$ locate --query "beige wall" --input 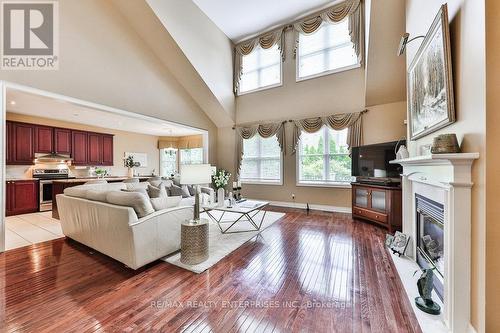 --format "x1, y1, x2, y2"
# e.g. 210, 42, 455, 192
486, 0, 500, 331
0, 0, 218, 166
146, 0, 235, 121
405, 1, 486, 331
6, 113, 160, 177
